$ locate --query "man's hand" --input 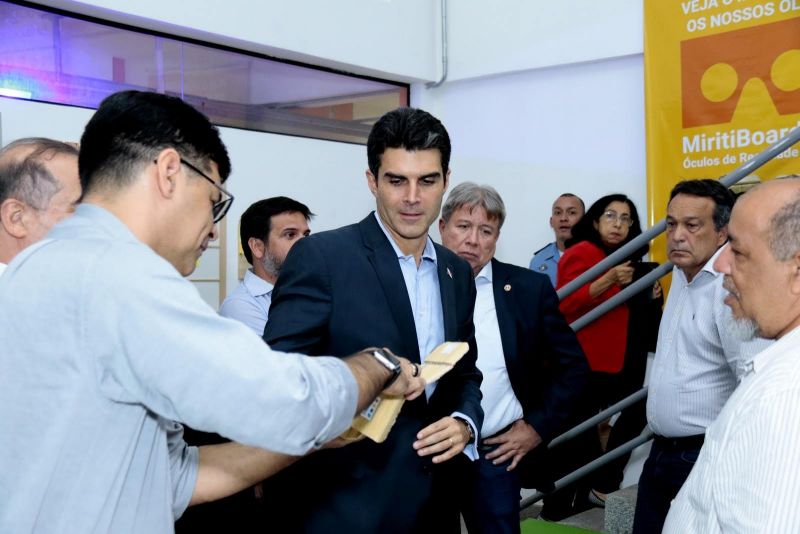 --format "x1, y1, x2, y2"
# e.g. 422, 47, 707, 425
484, 419, 542, 471
413, 416, 469, 464
383, 355, 426, 400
